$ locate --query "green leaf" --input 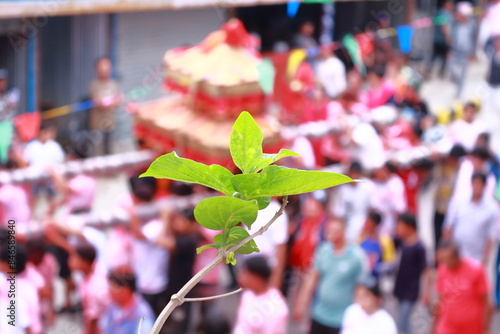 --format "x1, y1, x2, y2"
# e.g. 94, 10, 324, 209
214, 226, 260, 255
253, 149, 300, 172
194, 197, 258, 230
140, 152, 235, 196
255, 196, 271, 210
230, 112, 264, 174
196, 244, 218, 254
232, 165, 354, 199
